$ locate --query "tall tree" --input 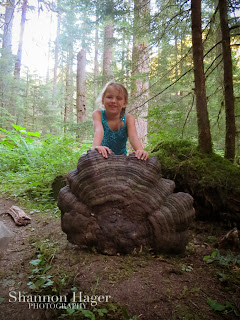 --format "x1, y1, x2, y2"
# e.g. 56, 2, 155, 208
14, 0, 27, 81
94, 18, 99, 102
46, 11, 53, 85
52, 0, 61, 109
2, 0, 15, 61
76, 49, 86, 123
102, 1, 115, 85
102, 24, 114, 85
219, 0, 236, 161
0, 0, 15, 122
191, 0, 212, 153
64, 43, 74, 130
131, 0, 150, 146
